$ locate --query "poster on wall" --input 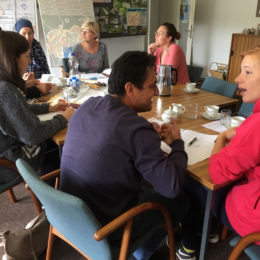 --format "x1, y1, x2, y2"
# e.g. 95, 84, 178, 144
94, 0, 147, 38
0, 0, 36, 34
38, 0, 95, 67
